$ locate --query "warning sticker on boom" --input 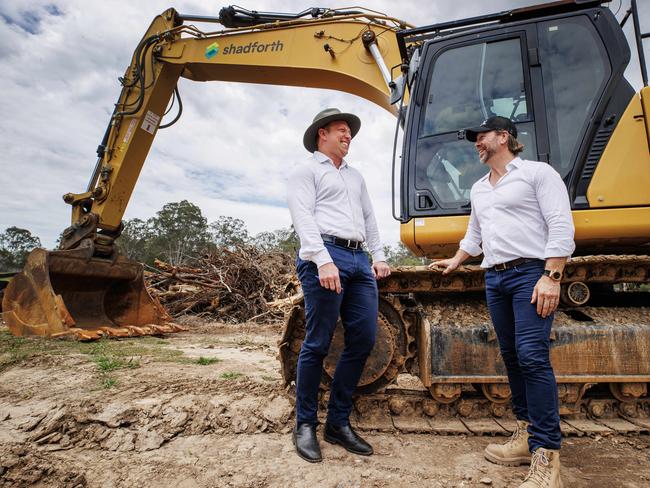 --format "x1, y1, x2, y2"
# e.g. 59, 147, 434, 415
141, 111, 160, 134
